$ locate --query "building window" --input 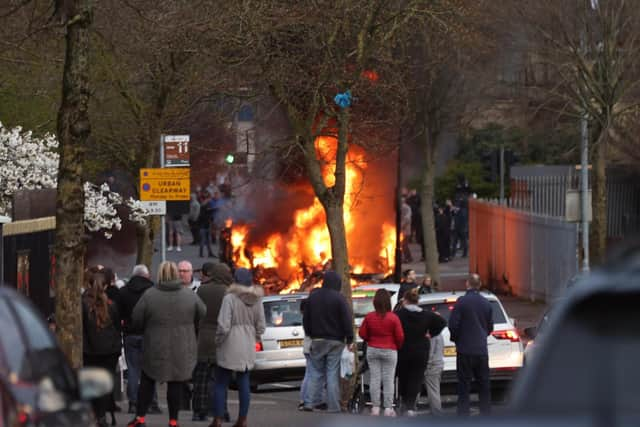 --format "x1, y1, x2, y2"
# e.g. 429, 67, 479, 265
238, 105, 254, 122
